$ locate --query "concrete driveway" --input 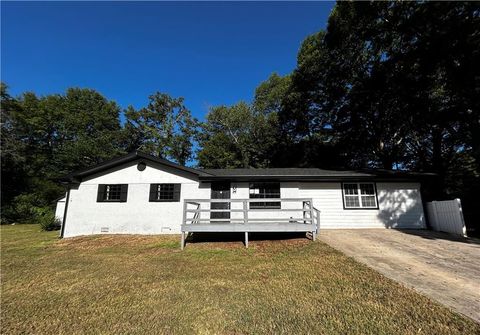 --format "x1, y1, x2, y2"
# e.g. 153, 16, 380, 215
319, 229, 480, 323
